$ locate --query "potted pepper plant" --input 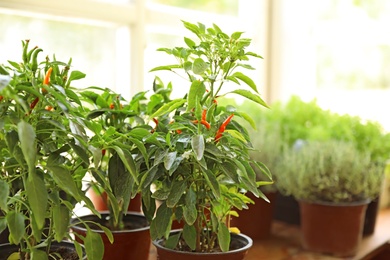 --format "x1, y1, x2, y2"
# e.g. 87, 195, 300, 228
276, 140, 384, 257
139, 21, 273, 260
71, 87, 151, 260
0, 41, 104, 259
